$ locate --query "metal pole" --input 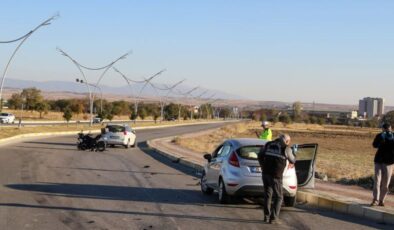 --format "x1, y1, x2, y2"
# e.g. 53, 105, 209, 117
58, 48, 129, 126
0, 14, 58, 111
